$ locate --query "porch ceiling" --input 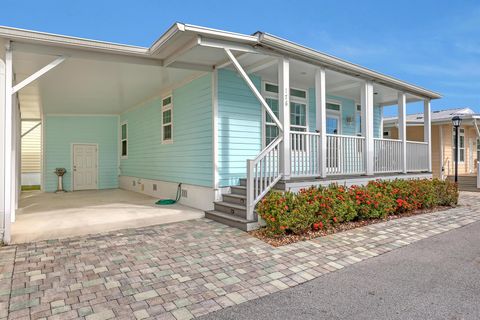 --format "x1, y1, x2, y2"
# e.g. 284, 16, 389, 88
238, 55, 422, 105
